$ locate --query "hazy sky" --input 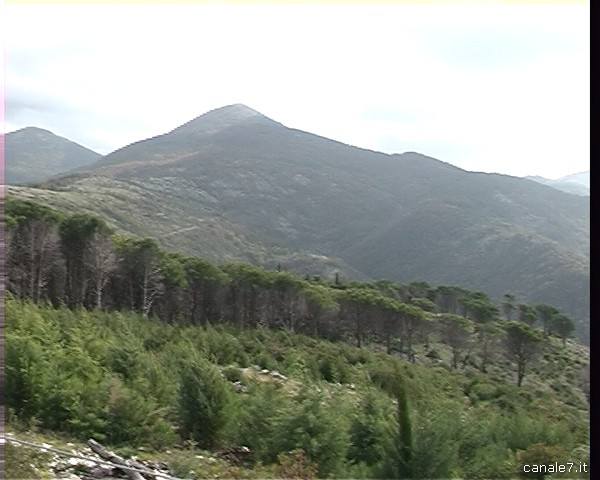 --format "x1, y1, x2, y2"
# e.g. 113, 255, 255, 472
3, 2, 589, 179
